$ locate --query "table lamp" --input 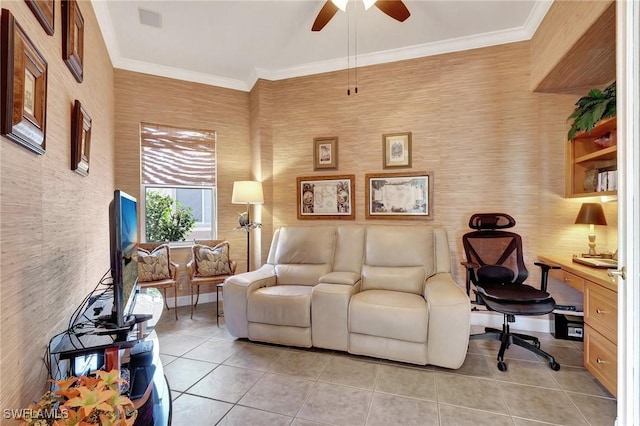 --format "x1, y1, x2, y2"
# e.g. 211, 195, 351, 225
574, 202, 607, 257
232, 181, 264, 271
